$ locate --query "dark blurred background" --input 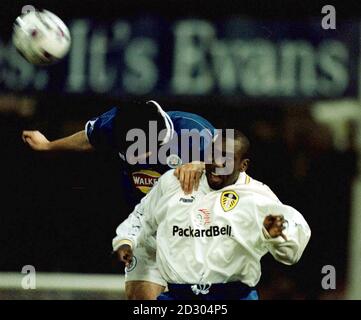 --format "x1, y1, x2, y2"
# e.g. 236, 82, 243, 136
0, 0, 360, 299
